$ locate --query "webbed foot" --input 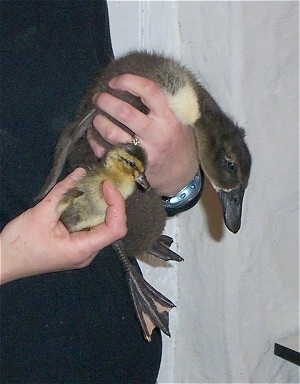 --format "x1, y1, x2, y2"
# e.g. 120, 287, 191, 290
127, 264, 175, 341
114, 241, 175, 341
148, 235, 183, 262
